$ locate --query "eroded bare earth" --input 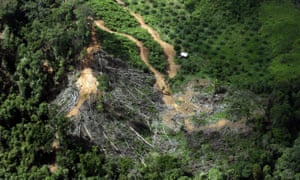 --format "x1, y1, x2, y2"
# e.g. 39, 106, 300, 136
162, 80, 251, 133
67, 68, 98, 117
